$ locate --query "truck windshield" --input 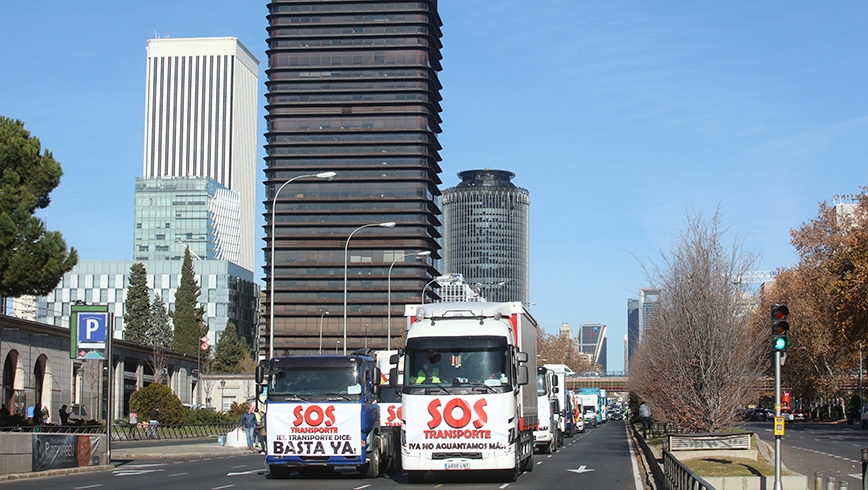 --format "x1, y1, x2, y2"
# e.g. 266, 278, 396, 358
405, 348, 510, 393
269, 366, 362, 400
